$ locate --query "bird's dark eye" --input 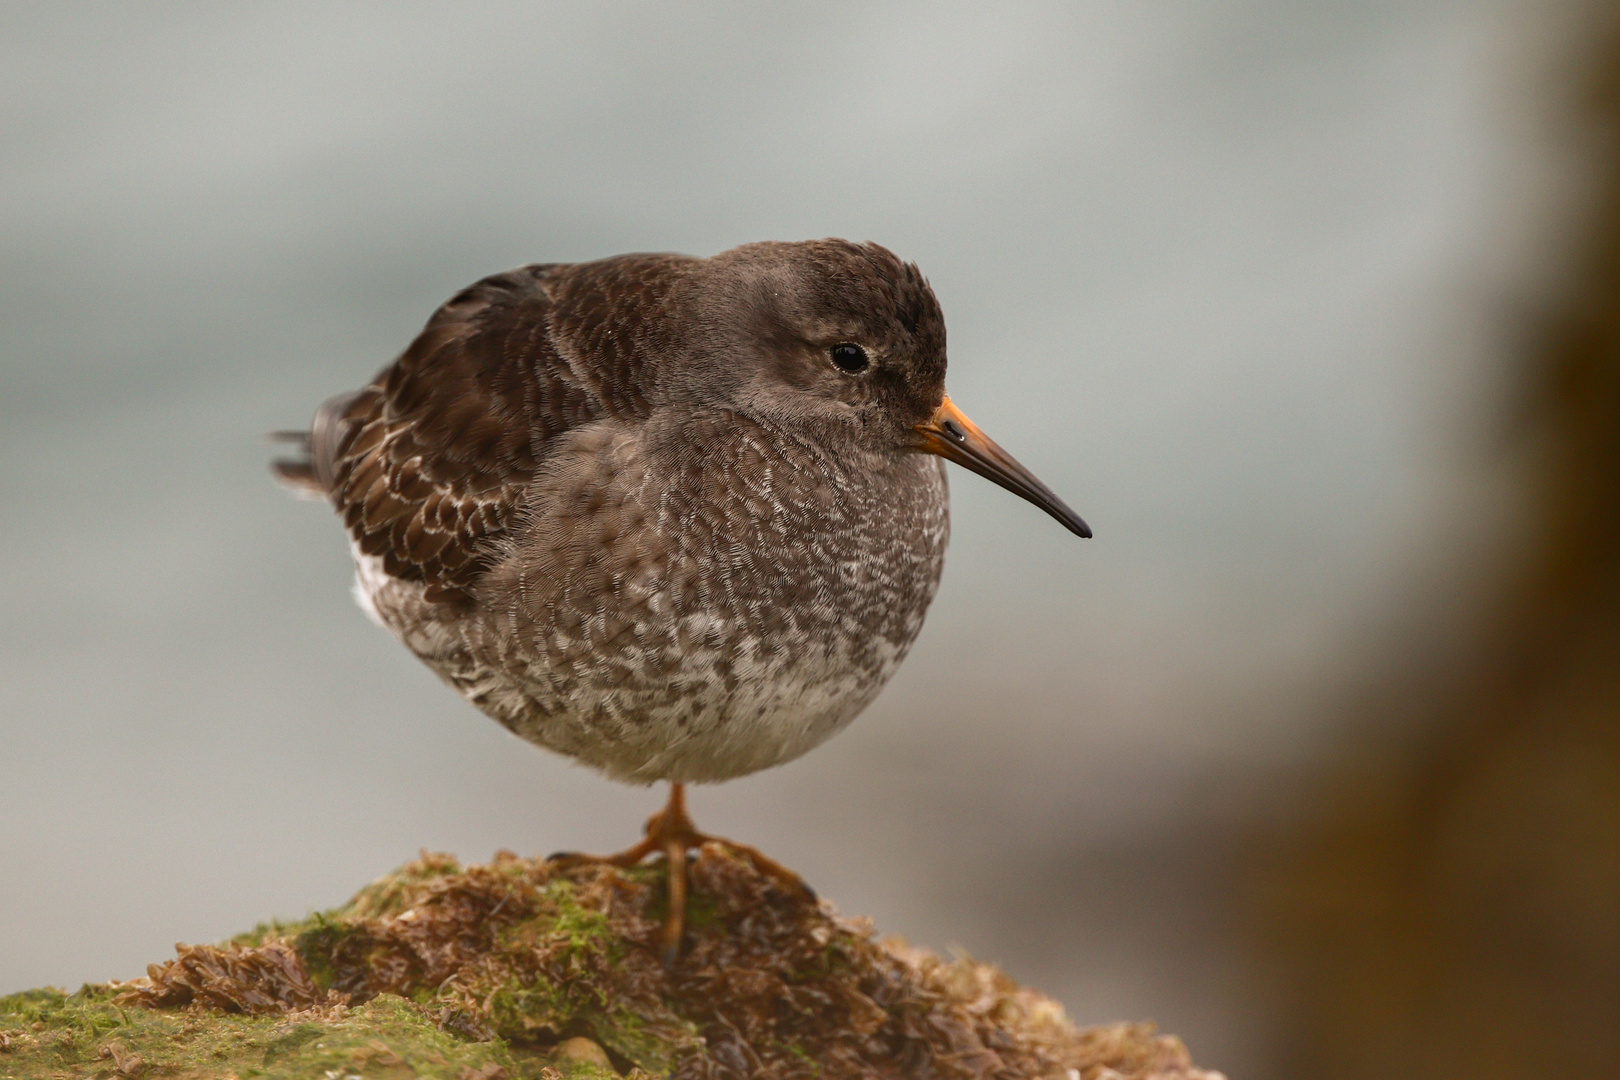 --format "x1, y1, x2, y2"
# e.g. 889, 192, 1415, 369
830, 343, 870, 373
